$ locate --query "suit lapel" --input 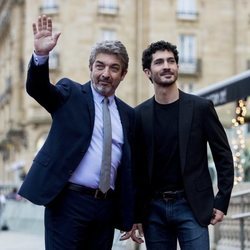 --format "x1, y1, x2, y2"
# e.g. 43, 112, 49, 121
115, 98, 129, 136
141, 97, 155, 181
179, 91, 193, 173
81, 82, 95, 127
